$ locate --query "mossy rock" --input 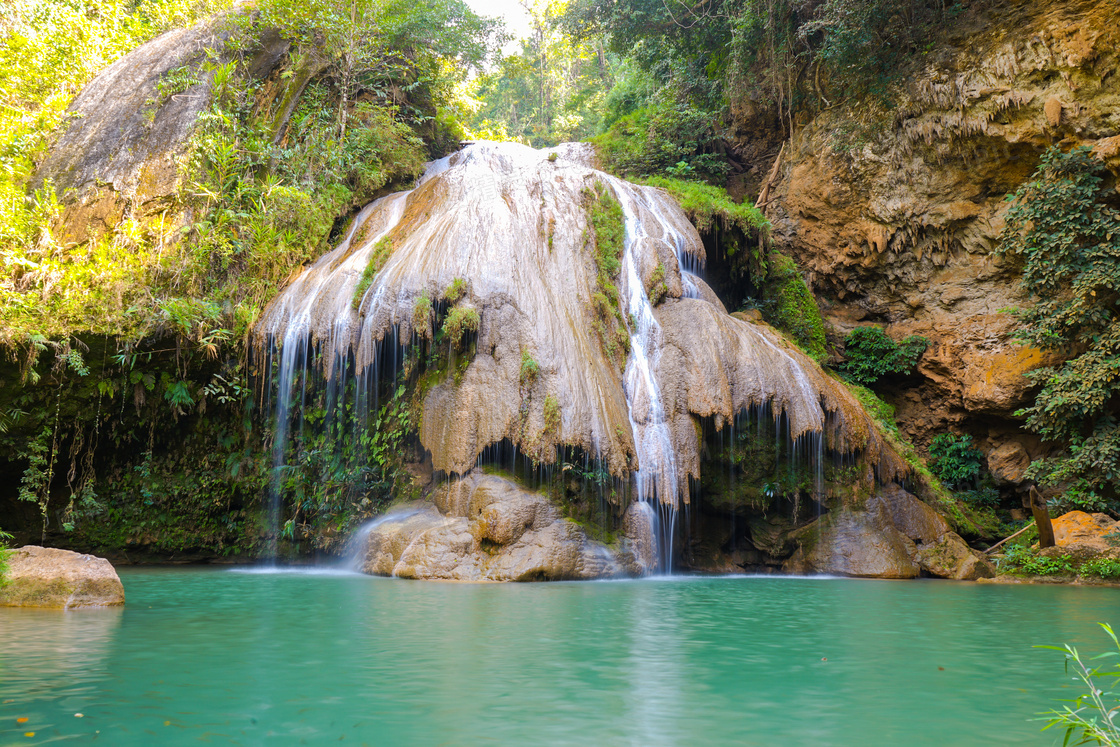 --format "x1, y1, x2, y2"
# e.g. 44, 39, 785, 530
0, 546, 125, 609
